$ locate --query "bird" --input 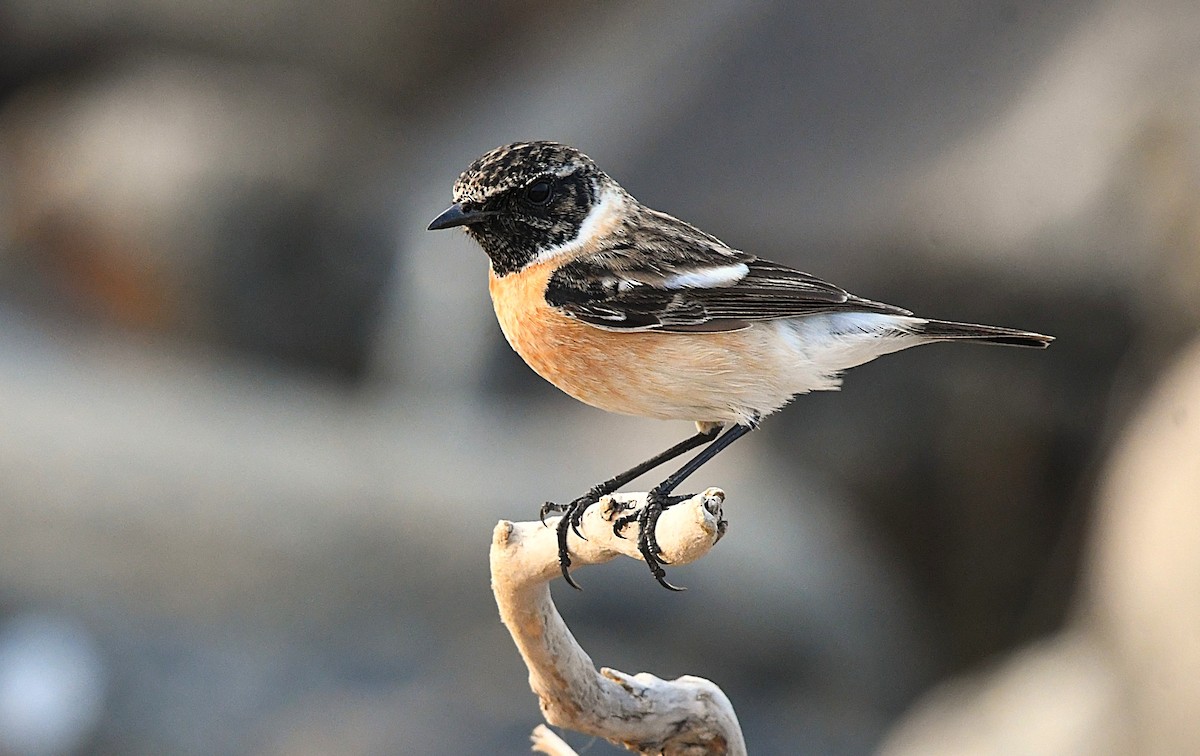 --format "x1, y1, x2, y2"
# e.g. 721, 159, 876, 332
427, 141, 1052, 590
